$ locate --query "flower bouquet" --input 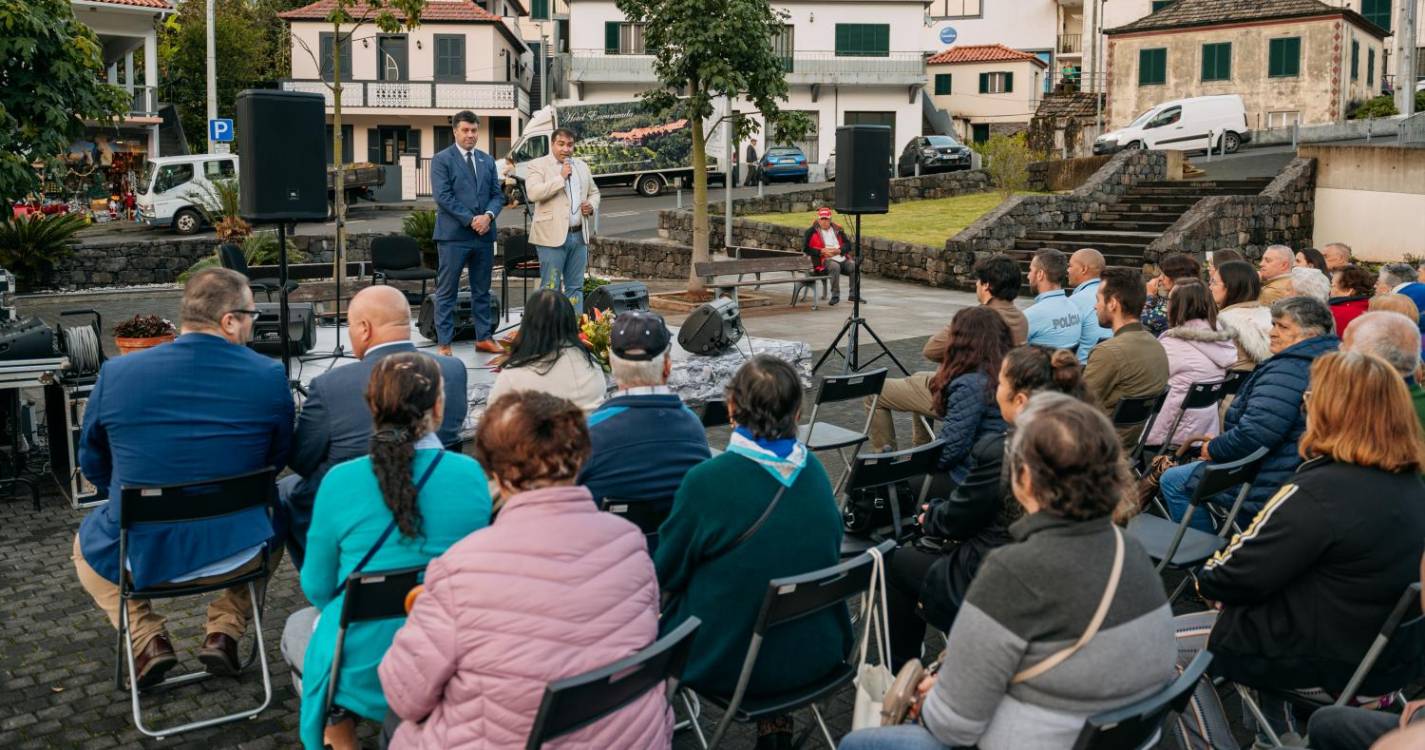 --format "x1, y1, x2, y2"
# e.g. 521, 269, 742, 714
579, 307, 613, 373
